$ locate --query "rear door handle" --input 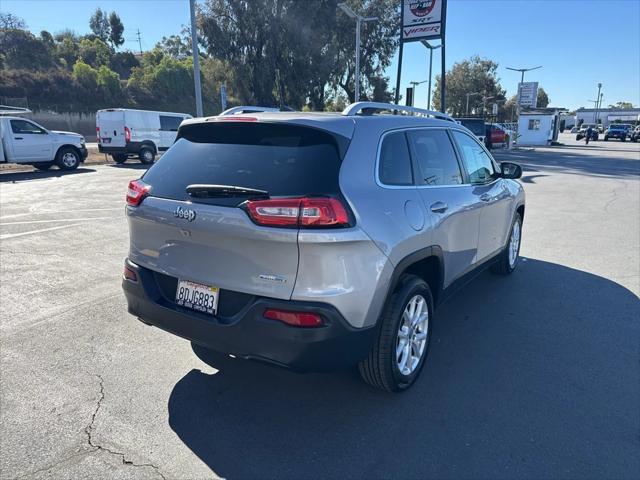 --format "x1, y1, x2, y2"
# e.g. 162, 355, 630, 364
480, 193, 492, 202
14, 137, 23, 140
430, 201, 448, 213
